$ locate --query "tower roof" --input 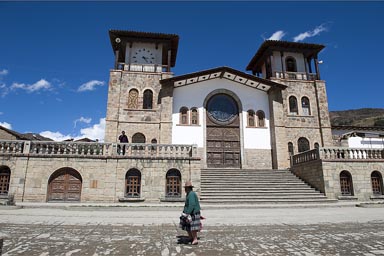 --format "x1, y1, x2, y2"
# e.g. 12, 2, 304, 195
109, 30, 179, 67
246, 40, 325, 74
